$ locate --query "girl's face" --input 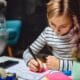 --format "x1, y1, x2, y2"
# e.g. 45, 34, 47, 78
49, 15, 73, 36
